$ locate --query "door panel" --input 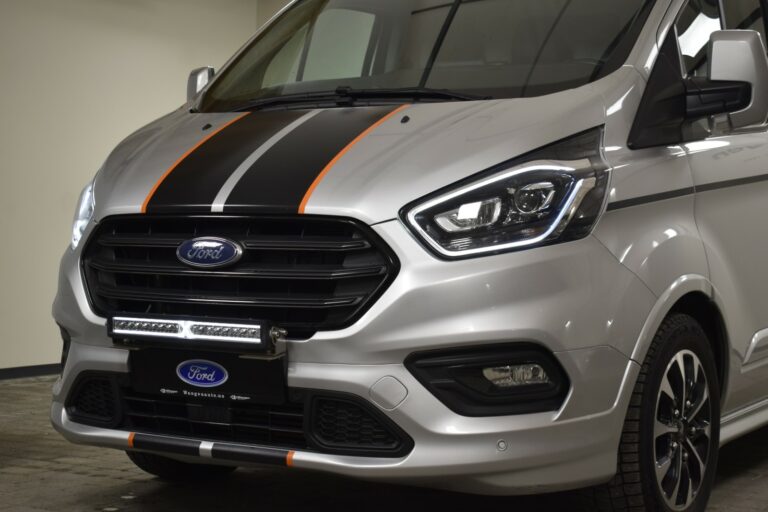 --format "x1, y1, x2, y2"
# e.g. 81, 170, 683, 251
686, 135, 768, 413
